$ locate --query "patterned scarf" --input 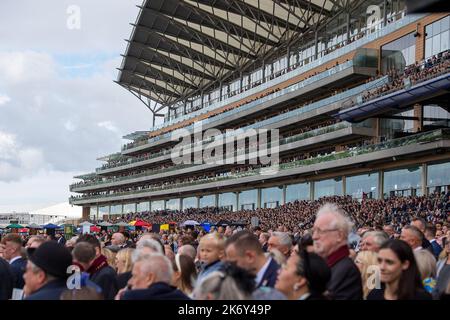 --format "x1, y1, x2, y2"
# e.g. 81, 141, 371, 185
86, 255, 108, 275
